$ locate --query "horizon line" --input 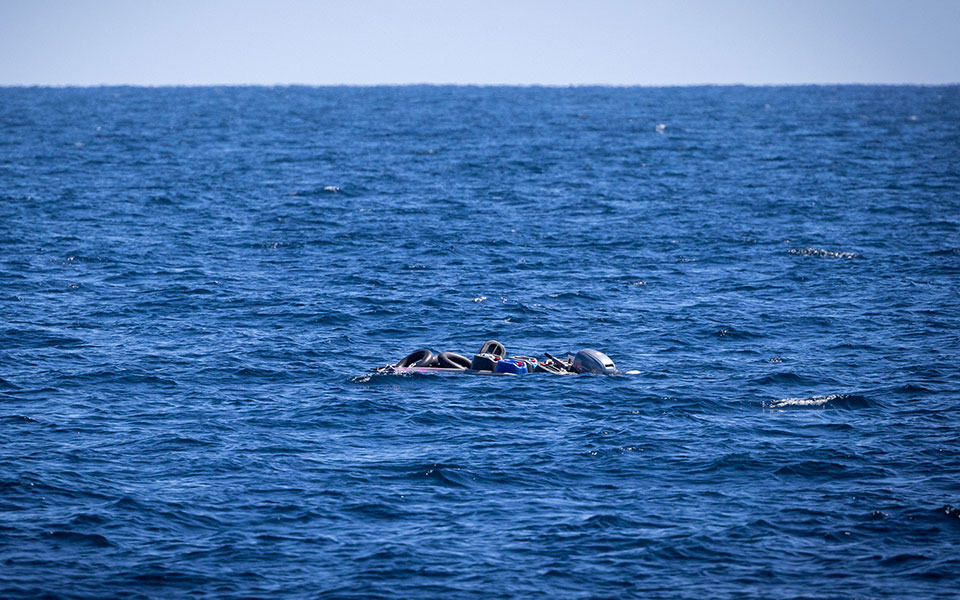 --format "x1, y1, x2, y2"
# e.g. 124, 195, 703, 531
2, 81, 959, 89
